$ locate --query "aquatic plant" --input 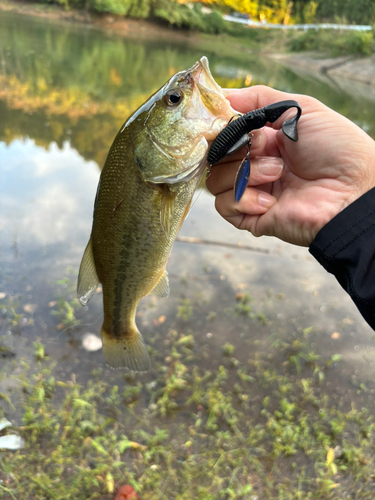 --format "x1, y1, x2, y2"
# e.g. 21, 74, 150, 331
1, 320, 375, 499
